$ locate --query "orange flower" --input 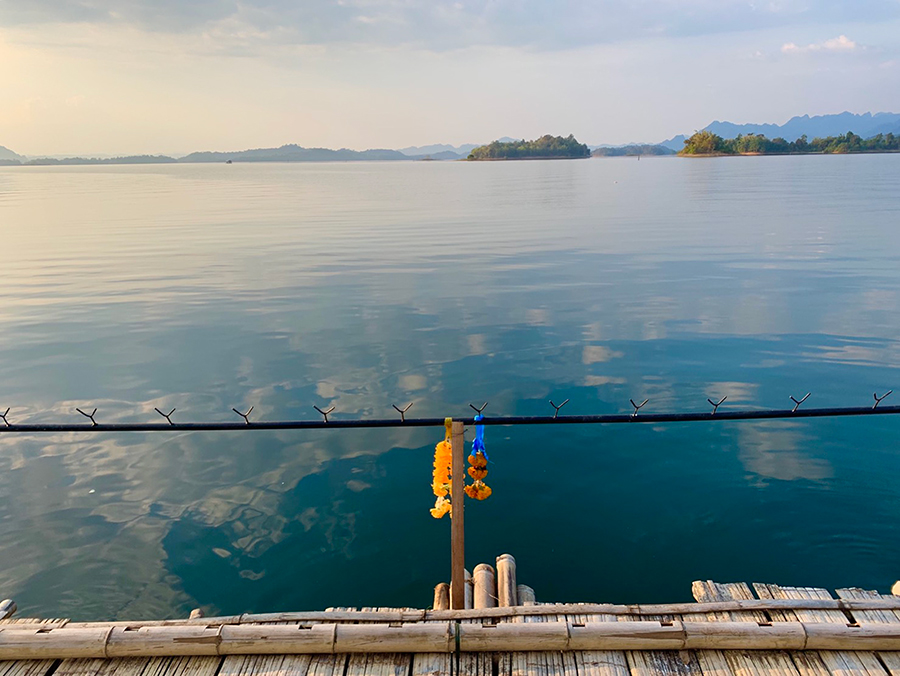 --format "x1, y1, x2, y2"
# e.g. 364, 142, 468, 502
468, 452, 487, 468
430, 496, 452, 518
468, 466, 487, 480
464, 481, 492, 500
